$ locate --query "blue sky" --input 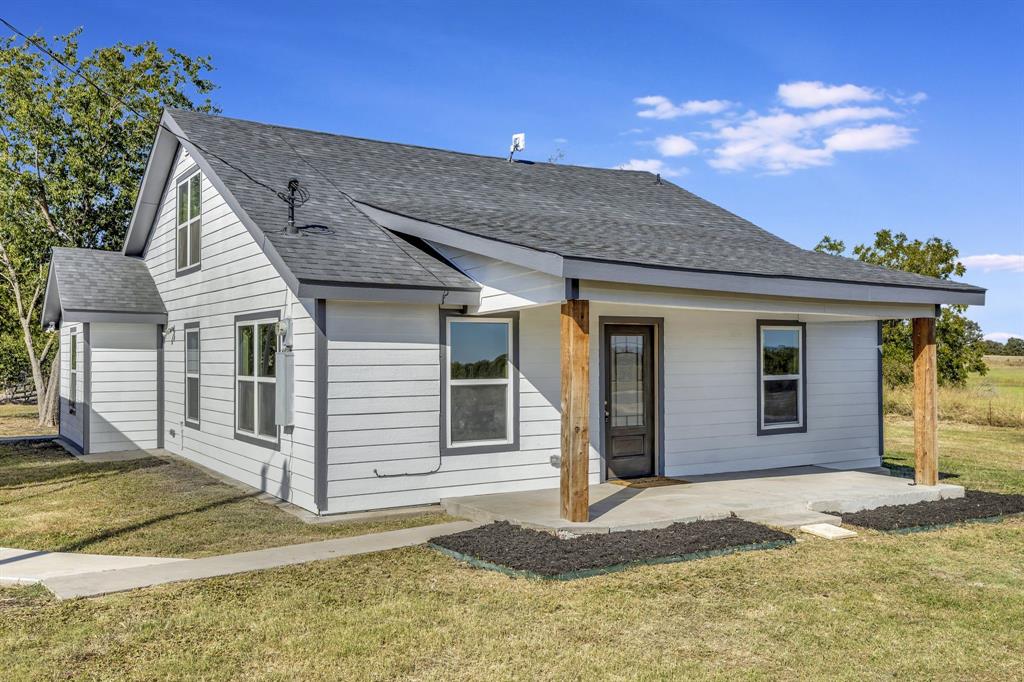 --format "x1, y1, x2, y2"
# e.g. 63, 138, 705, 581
8, 0, 1023, 338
